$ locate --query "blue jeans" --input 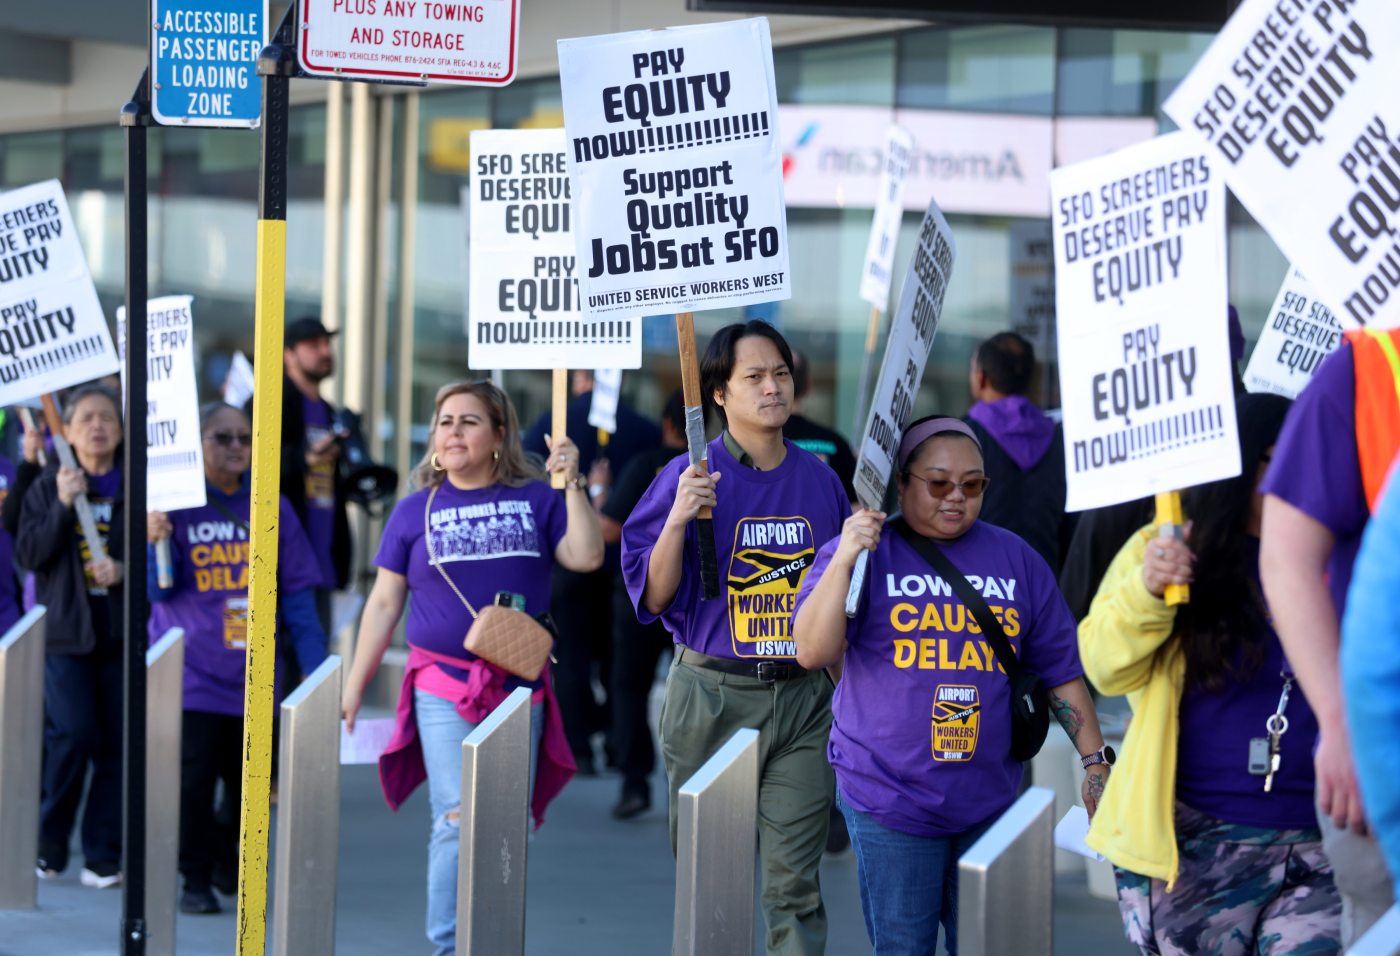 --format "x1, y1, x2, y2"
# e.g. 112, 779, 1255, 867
415, 688, 544, 956
838, 792, 991, 956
